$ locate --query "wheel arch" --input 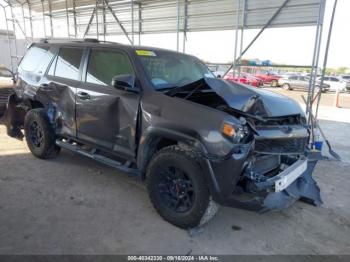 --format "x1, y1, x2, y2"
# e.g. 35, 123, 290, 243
137, 126, 201, 180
